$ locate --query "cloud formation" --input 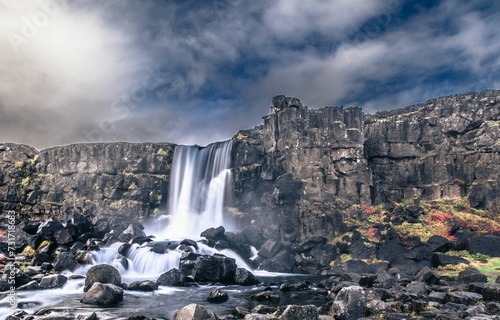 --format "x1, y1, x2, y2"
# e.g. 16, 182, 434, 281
0, 0, 498, 149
